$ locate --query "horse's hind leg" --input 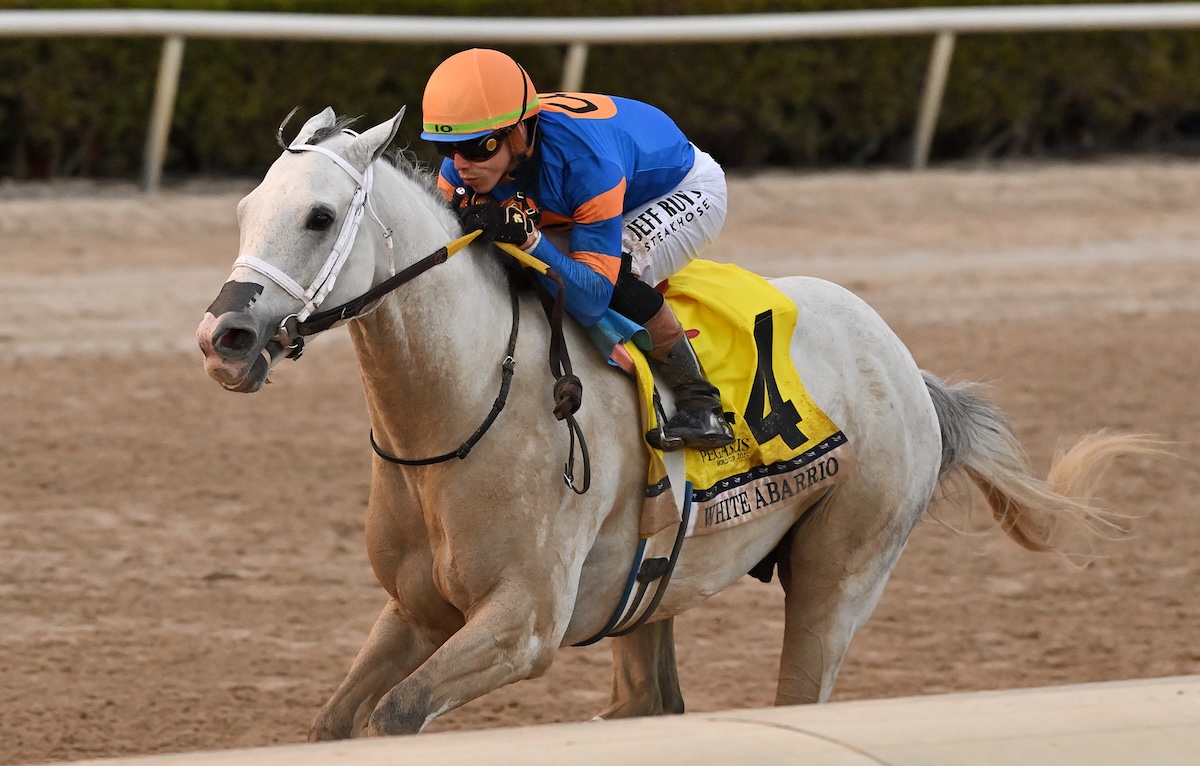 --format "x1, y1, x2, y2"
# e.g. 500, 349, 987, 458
775, 482, 930, 705
597, 619, 685, 719
309, 599, 446, 740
